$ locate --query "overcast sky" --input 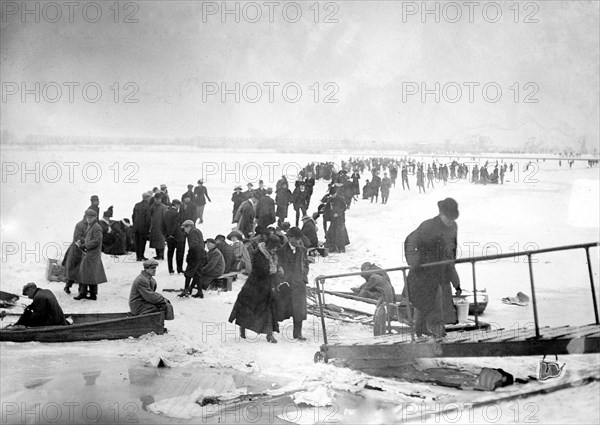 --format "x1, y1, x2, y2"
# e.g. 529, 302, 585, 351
1, 0, 598, 148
